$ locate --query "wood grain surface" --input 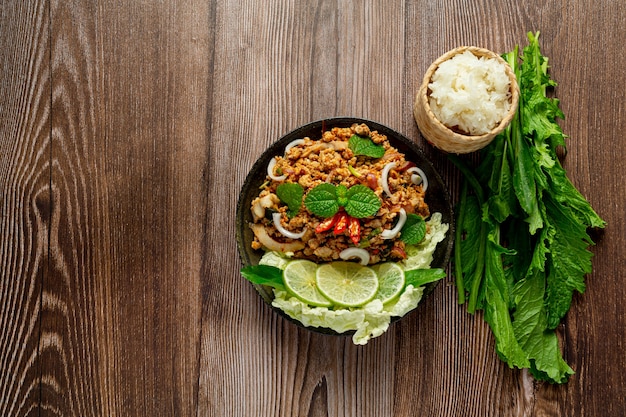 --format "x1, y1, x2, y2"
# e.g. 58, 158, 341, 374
1, 1, 624, 416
